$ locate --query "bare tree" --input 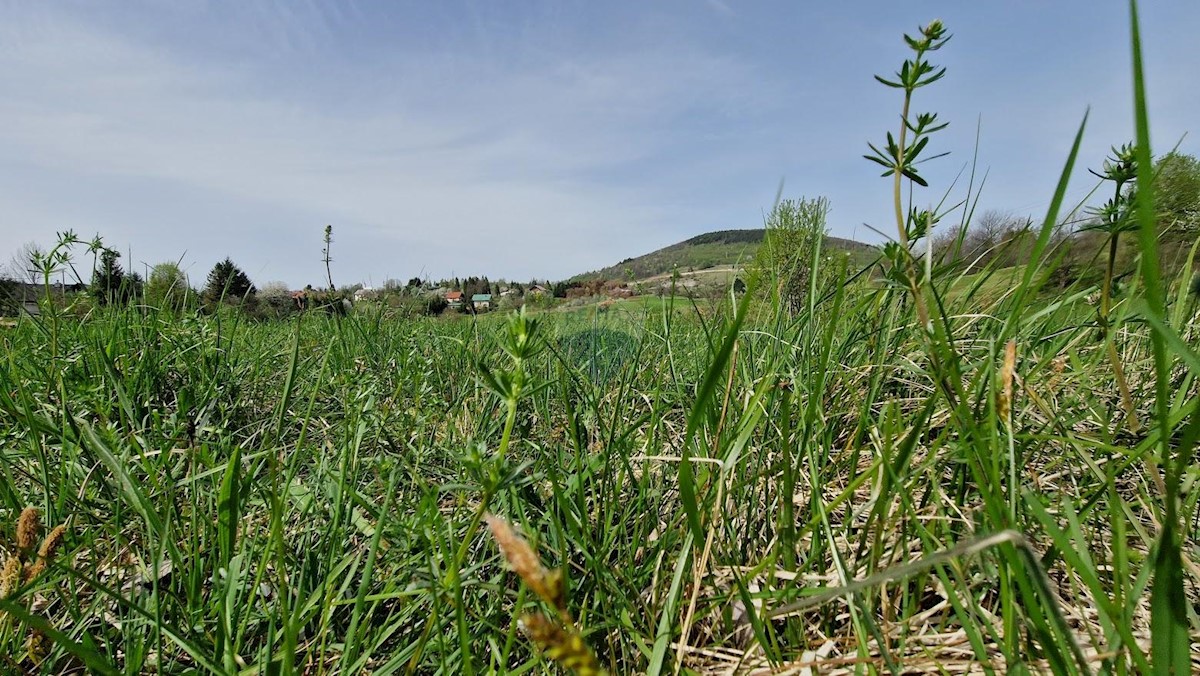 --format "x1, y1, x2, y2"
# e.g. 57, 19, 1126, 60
932, 210, 1032, 270
5, 241, 44, 284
